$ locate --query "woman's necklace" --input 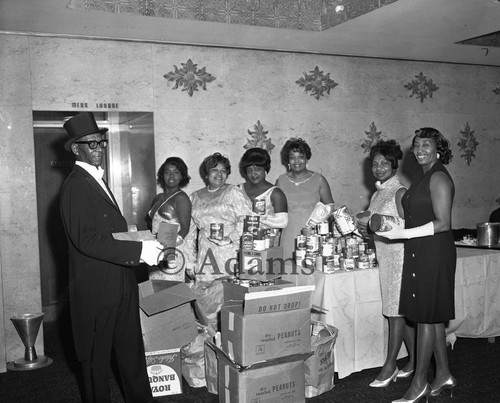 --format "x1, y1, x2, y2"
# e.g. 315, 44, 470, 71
286, 172, 313, 187
207, 186, 220, 193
